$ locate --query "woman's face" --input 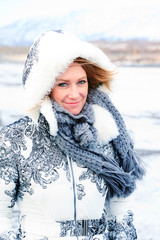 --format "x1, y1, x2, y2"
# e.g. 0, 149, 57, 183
51, 63, 88, 115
